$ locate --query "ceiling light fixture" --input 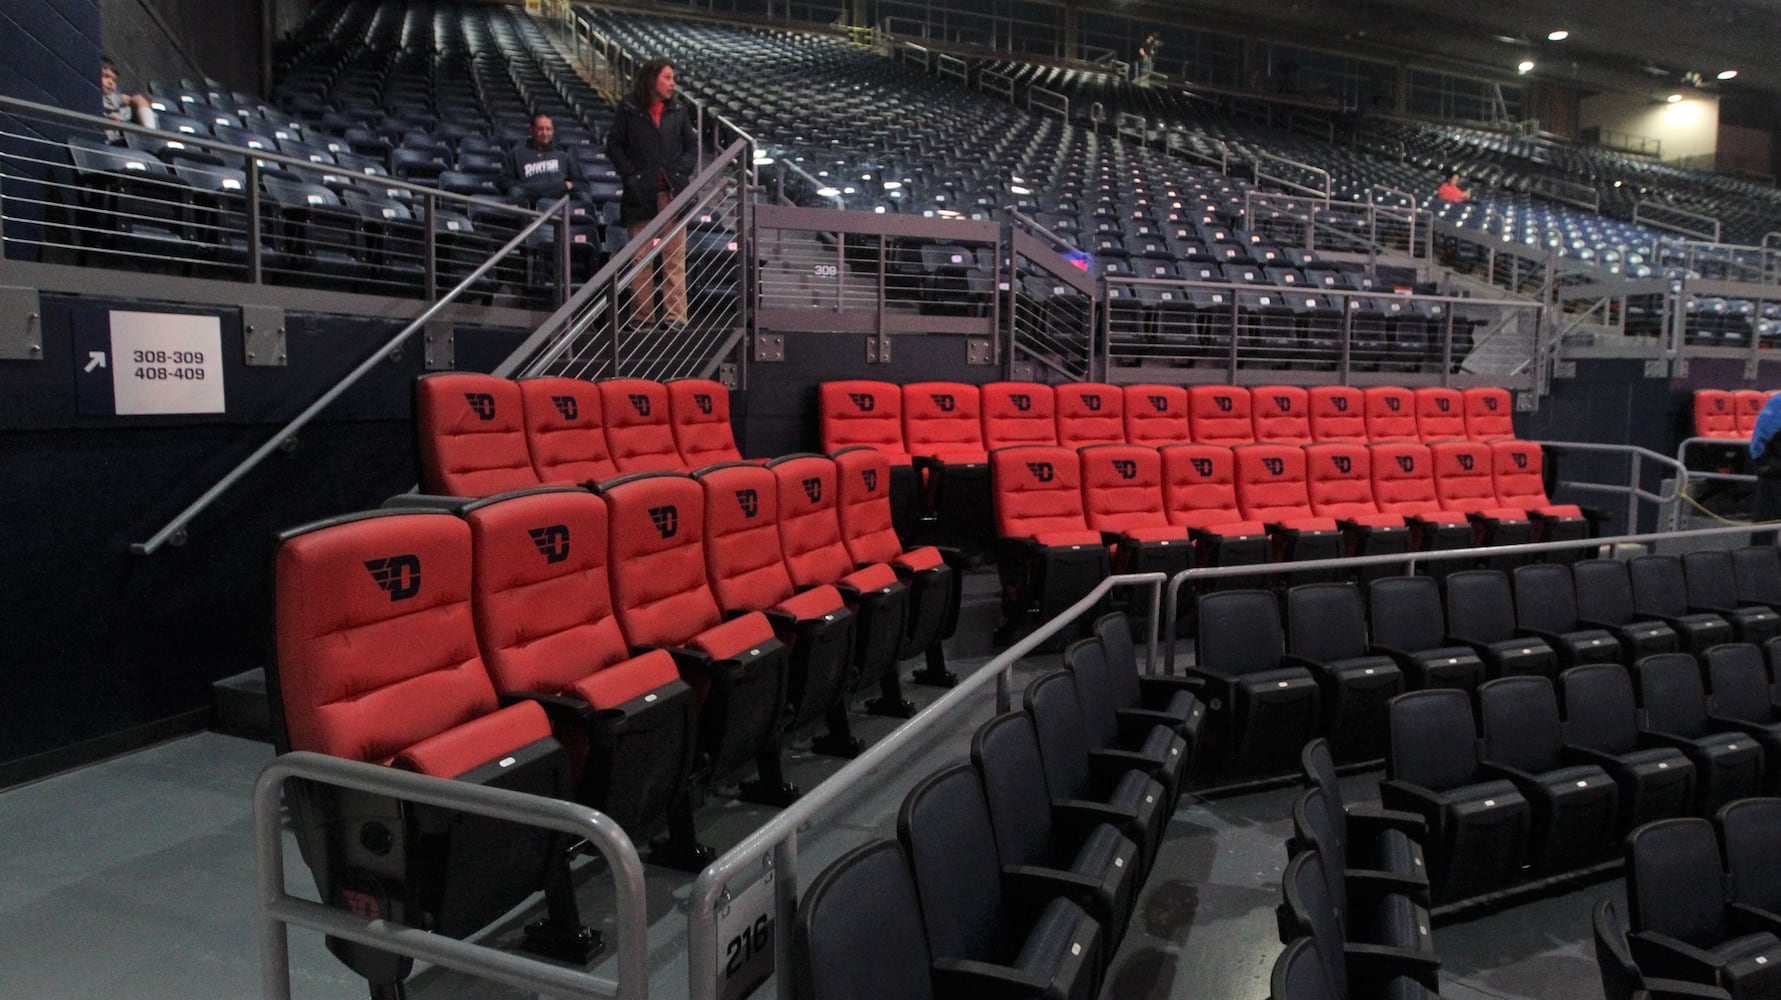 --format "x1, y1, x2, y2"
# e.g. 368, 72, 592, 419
1718, 69, 1739, 80
1517, 60, 1535, 74
1546, 29, 1569, 41
1665, 93, 1683, 103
